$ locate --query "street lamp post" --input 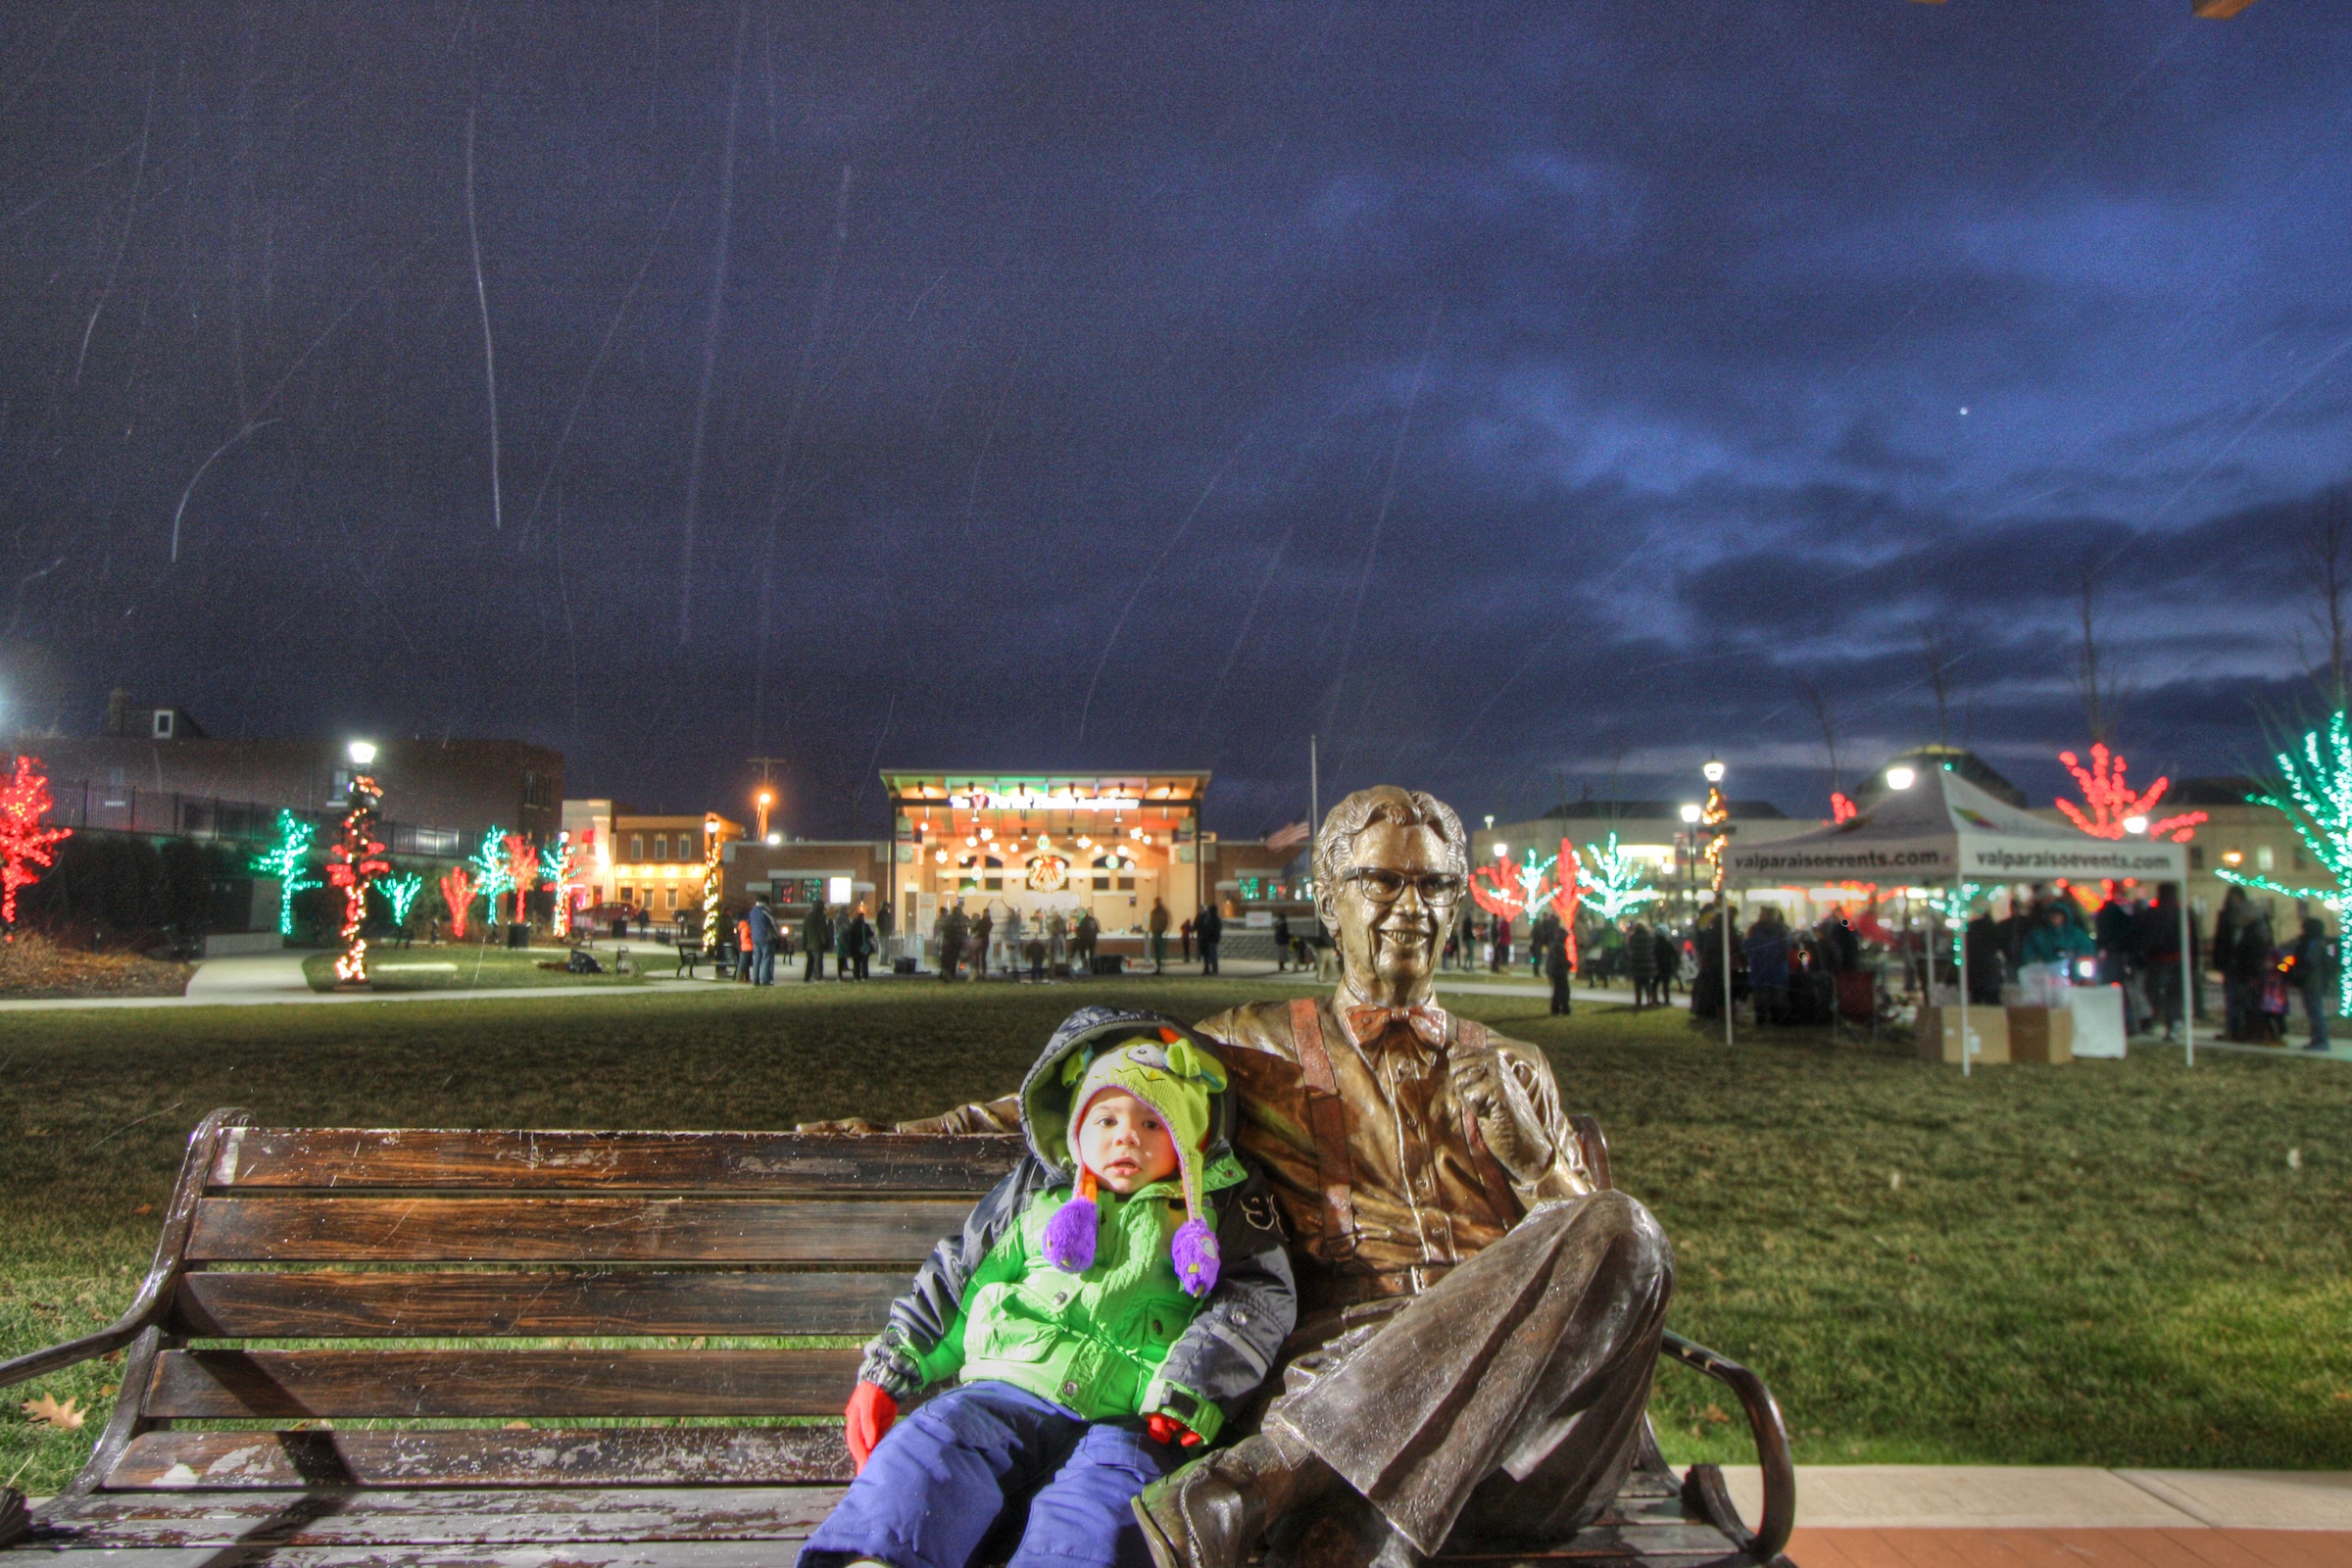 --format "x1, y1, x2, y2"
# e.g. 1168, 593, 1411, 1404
1702, 760, 1732, 1046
